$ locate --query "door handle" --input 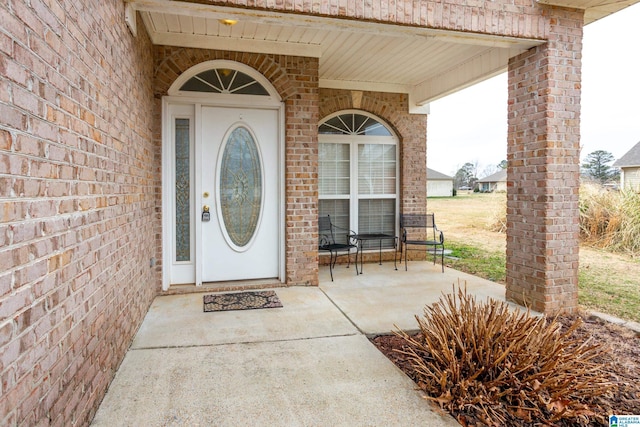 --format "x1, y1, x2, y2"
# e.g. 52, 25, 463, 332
202, 205, 211, 222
